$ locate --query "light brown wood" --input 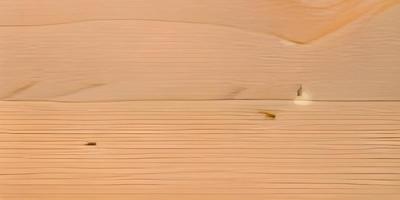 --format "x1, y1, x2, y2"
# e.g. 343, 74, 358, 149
1, 0, 399, 101
1, 100, 400, 199
1, 0, 400, 199
1, 0, 398, 43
